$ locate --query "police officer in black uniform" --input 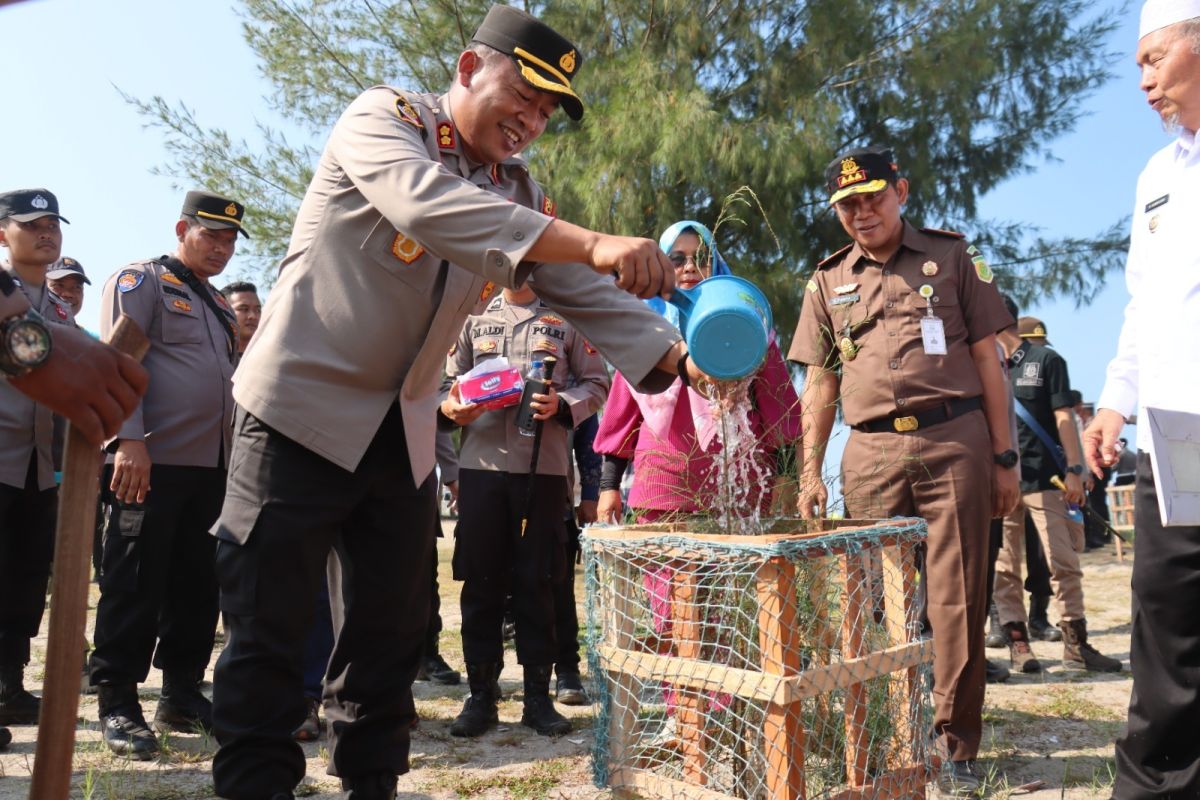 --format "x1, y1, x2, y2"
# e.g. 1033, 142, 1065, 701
89, 191, 245, 758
